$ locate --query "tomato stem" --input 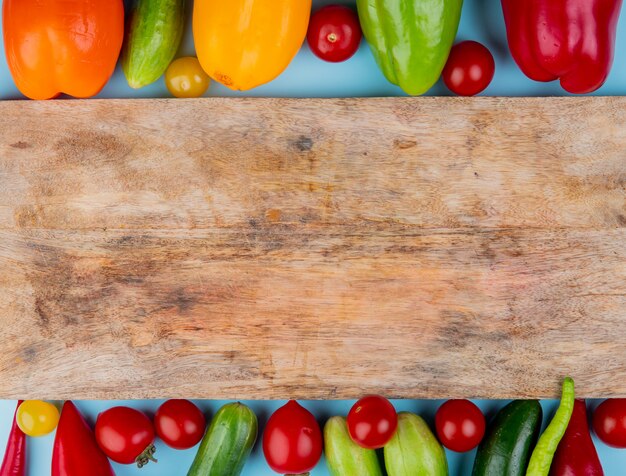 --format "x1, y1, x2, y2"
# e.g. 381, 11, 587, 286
135, 443, 157, 468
